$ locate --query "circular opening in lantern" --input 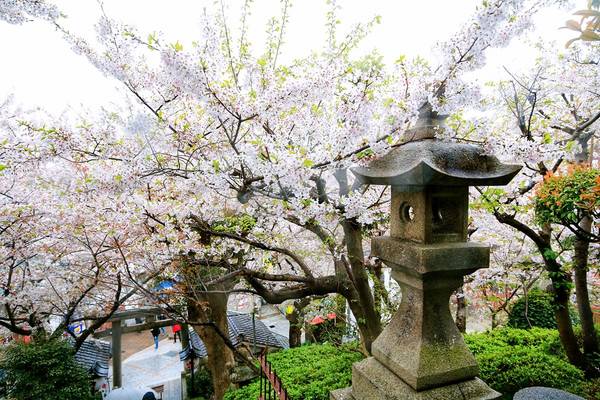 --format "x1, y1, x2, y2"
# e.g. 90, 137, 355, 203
400, 202, 414, 222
